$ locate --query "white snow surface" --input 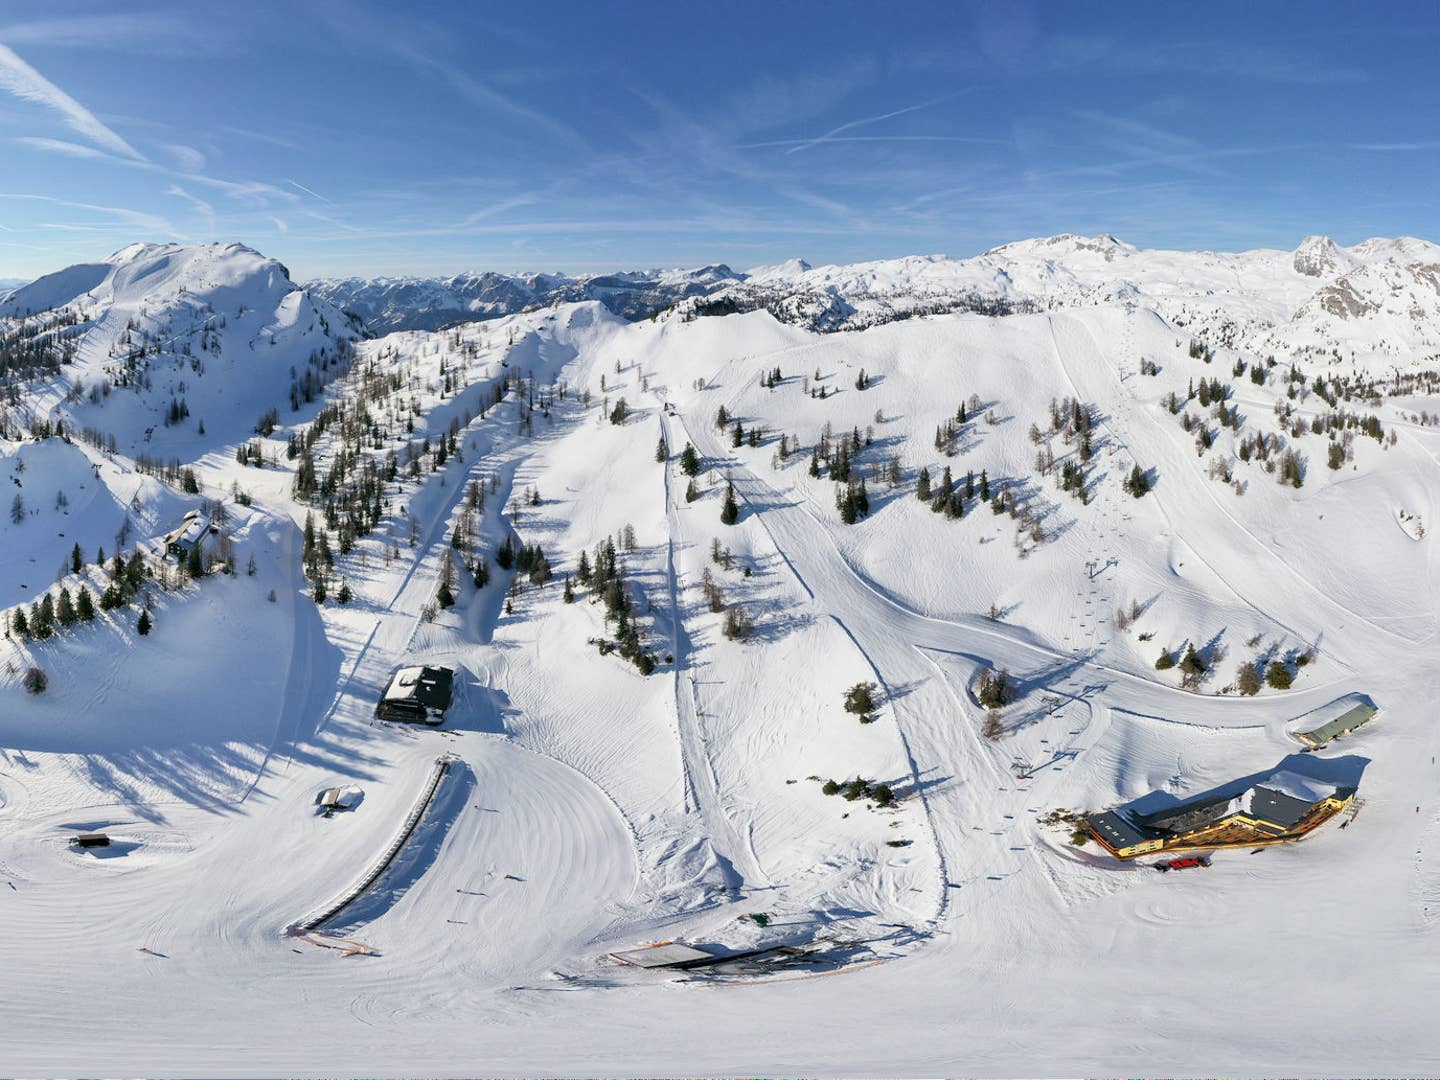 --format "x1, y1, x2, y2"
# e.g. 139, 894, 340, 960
1, 239, 1439, 1074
